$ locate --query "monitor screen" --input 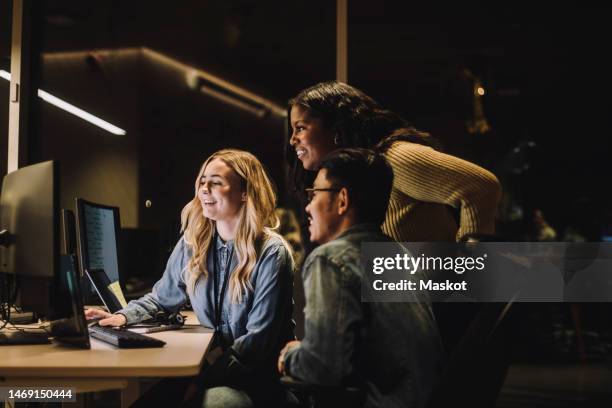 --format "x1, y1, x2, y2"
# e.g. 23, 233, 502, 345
75, 198, 121, 284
